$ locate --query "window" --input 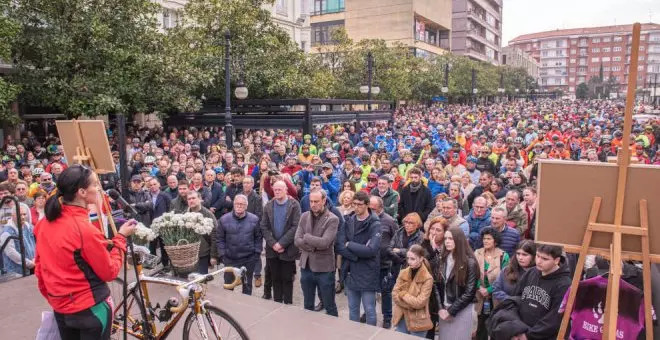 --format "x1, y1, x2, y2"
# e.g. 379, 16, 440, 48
613, 56, 622, 61
162, 9, 178, 29
602, 47, 610, 53
311, 21, 345, 45
639, 56, 645, 61
313, 0, 345, 15
578, 76, 586, 83
571, 40, 577, 45
612, 66, 621, 71
570, 58, 576, 64
641, 36, 646, 41
592, 38, 600, 43
638, 66, 644, 71
603, 37, 611, 42
592, 48, 600, 53
640, 46, 645, 51
569, 77, 575, 82
578, 67, 586, 72
613, 47, 622, 52
604, 67, 610, 72
275, 0, 287, 15
602, 57, 610, 62
569, 87, 575, 92
614, 36, 623, 42
590, 67, 598, 72
591, 57, 600, 62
